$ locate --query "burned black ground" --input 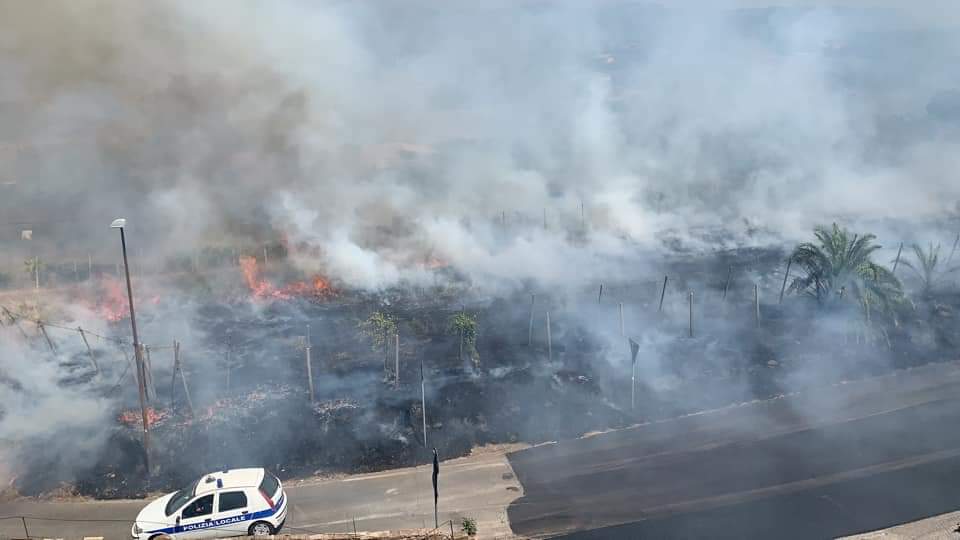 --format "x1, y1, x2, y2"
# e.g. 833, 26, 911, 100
8, 246, 959, 499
